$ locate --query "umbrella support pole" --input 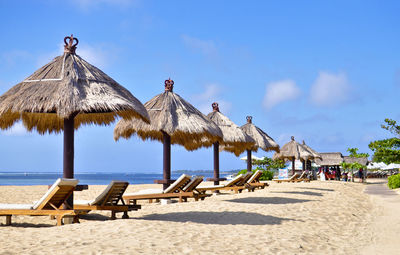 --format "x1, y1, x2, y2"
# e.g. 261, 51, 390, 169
63, 114, 76, 213
213, 142, 220, 185
292, 158, 295, 176
162, 132, 171, 190
302, 160, 306, 172
247, 150, 252, 173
